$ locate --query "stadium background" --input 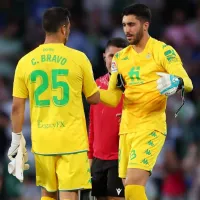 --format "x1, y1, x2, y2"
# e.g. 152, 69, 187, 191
0, 0, 200, 199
